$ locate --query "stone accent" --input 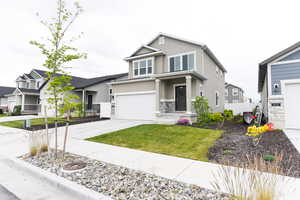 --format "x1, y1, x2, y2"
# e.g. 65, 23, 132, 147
268, 98, 285, 129
160, 102, 175, 113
